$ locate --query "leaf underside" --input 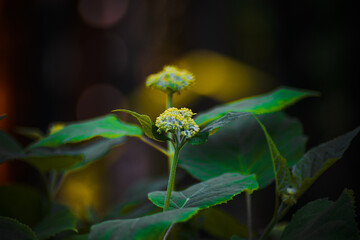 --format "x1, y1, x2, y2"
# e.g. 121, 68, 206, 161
292, 126, 360, 198
280, 190, 359, 240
